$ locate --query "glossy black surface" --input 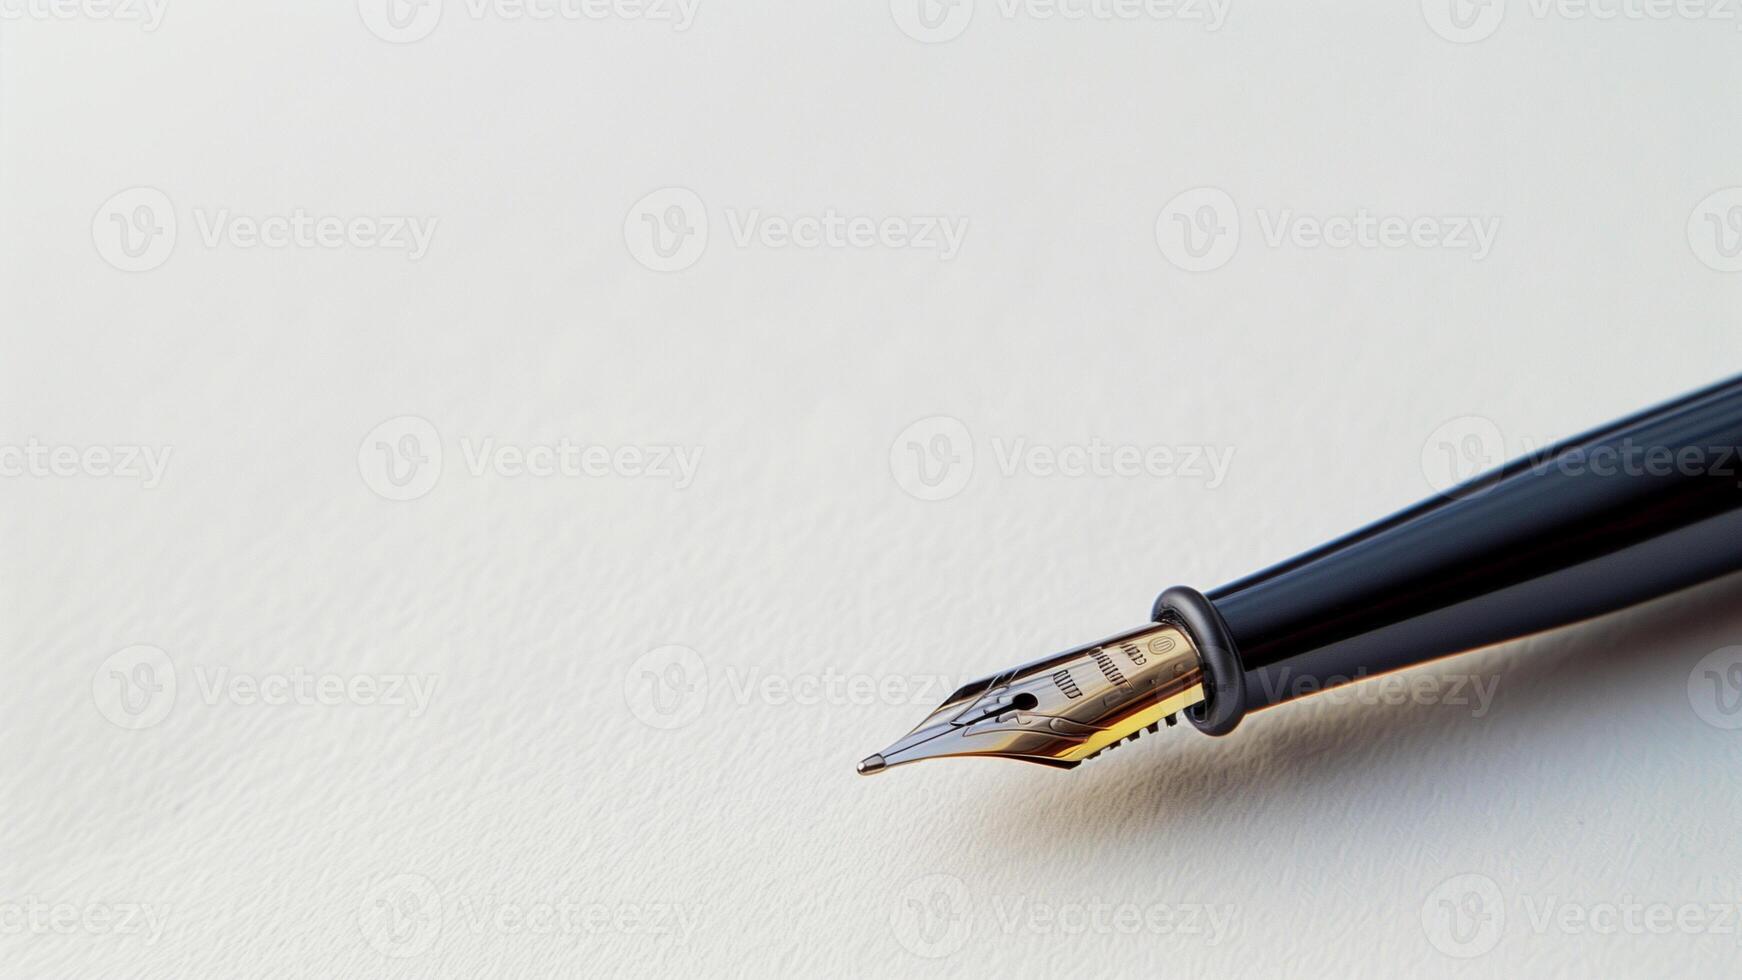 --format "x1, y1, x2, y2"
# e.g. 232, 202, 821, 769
1206, 374, 1742, 715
